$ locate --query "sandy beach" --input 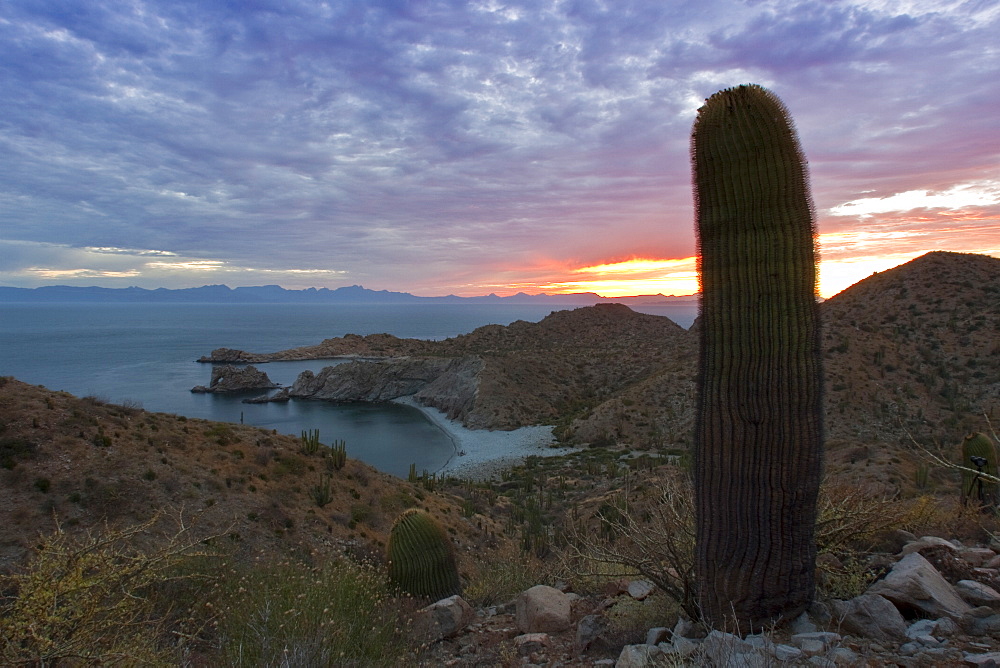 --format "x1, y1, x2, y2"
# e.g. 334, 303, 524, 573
391, 396, 575, 480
